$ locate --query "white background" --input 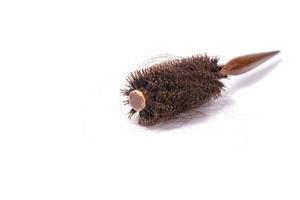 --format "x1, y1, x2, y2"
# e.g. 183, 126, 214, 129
0, 0, 299, 199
